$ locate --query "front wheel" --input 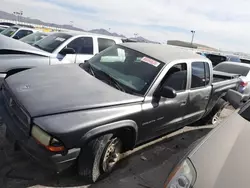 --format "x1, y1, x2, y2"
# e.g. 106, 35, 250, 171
77, 134, 122, 183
